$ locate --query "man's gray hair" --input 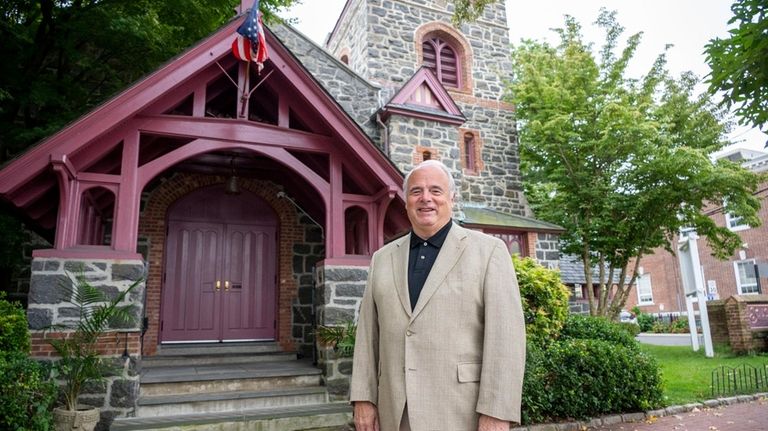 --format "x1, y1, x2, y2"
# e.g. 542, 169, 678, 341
403, 160, 457, 197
